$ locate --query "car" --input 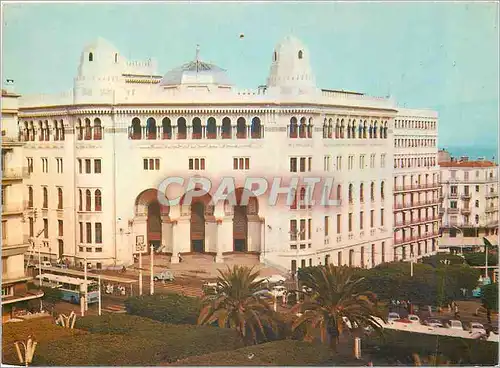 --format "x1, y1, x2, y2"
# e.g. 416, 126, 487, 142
266, 274, 286, 284
469, 322, 487, 336
424, 319, 444, 328
153, 270, 174, 282
387, 312, 401, 322
447, 319, 464, 330
40, 261, 52, 268
253, 289, 273, 299
271, 285, 287, 297
54, 263, 68, 269
407, 314, 420, 323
